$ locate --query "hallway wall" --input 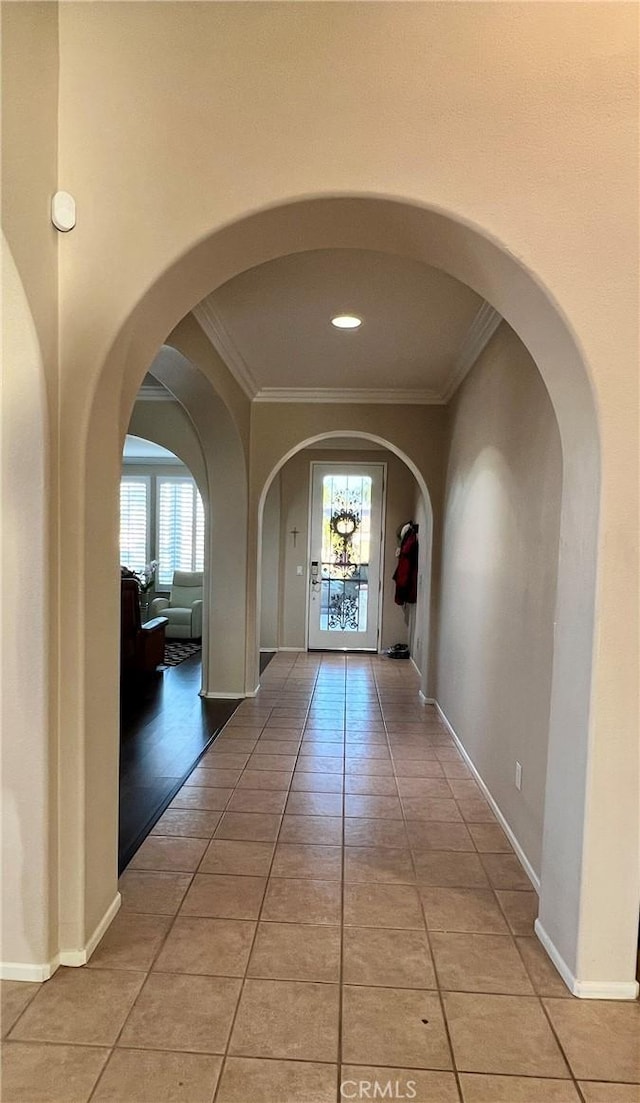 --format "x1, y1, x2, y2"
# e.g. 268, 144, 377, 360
435, 324, 562, 875
260, 474, 281, 650
128, 397, 207, 496
2, 0, 637, 989
1, 1, 59, 975
408, 489, 430, 679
